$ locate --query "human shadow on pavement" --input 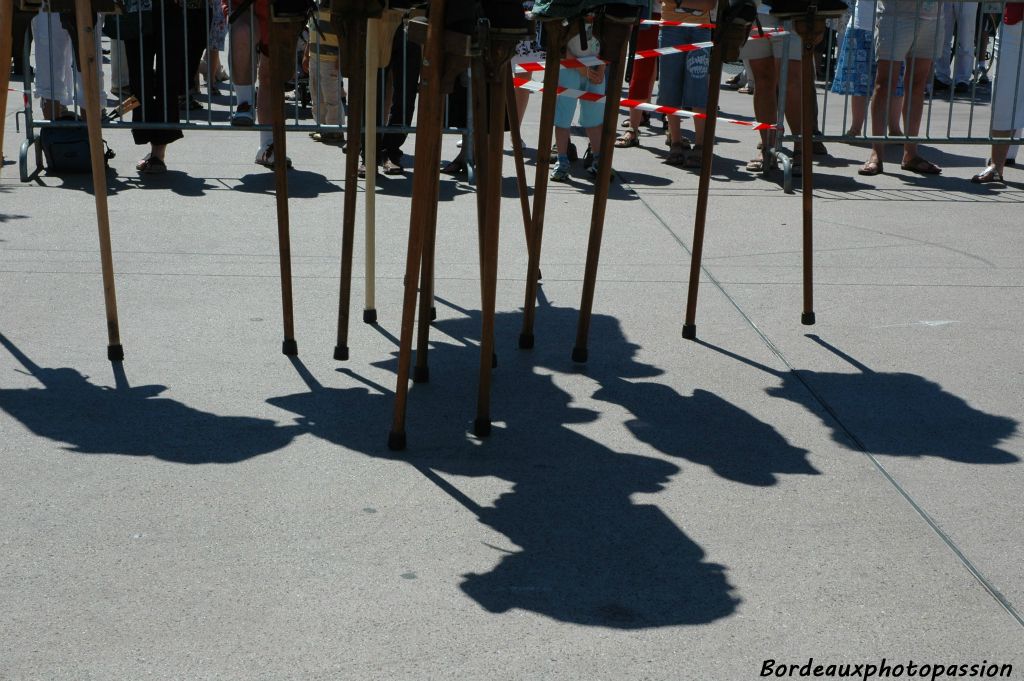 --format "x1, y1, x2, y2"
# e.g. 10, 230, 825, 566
0, 333, 298, 464
235, 169, 341, 198
698, 336, 1019, 465
266, 299, 822, 627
